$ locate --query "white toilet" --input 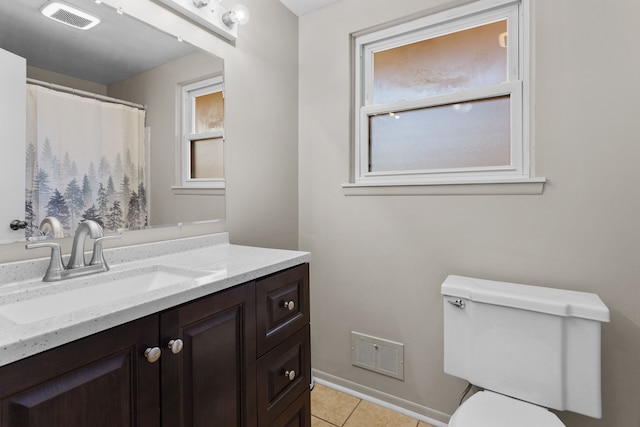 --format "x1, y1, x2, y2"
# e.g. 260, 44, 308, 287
441, 275, 610, 427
